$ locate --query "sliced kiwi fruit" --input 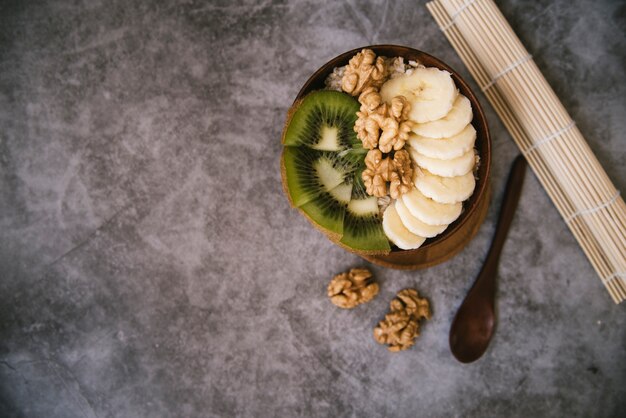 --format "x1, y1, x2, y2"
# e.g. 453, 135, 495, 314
340, 171, 391, 253
281, 90, 391, 255
282, 146, 359, 207
283, 90, 361, 151
299, 181, 353, 235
